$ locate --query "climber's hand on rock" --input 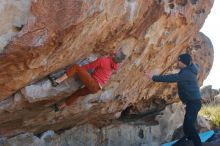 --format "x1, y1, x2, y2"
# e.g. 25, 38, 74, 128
145, 69, 160, 80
